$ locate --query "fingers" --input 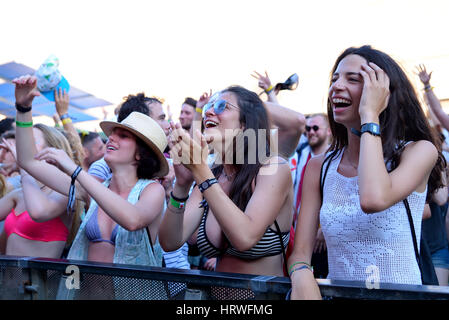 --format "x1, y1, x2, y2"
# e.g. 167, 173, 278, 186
251, 71, 263, 79
360, 62, 389, 87
369, 62, 389, 87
